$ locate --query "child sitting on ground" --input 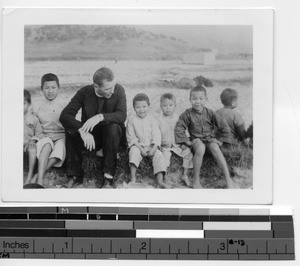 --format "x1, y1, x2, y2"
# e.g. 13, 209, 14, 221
23, 90, 44, 185
156, 93, 193, 187
126, 93, 169, 188
33, 73, 67, 186
175, 86, 239, 189
216, 88, 247, 145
